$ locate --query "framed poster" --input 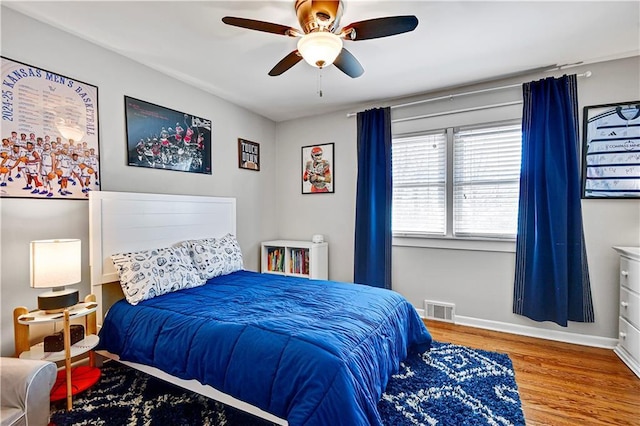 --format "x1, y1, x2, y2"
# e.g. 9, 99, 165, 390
582, 101, 640, 199
301, 143, 334, 194
238, 138, 260, 171
125, 96, 212, 174
1, 56, 101, 199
